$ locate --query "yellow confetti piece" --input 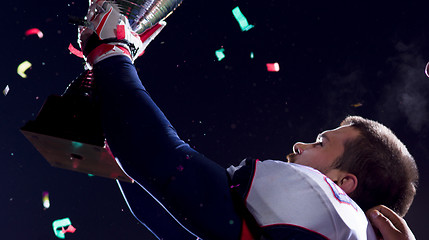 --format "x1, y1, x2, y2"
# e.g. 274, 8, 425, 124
43, 191, 50, 209
17, 61, 32, 78
351, 103, 363, 108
